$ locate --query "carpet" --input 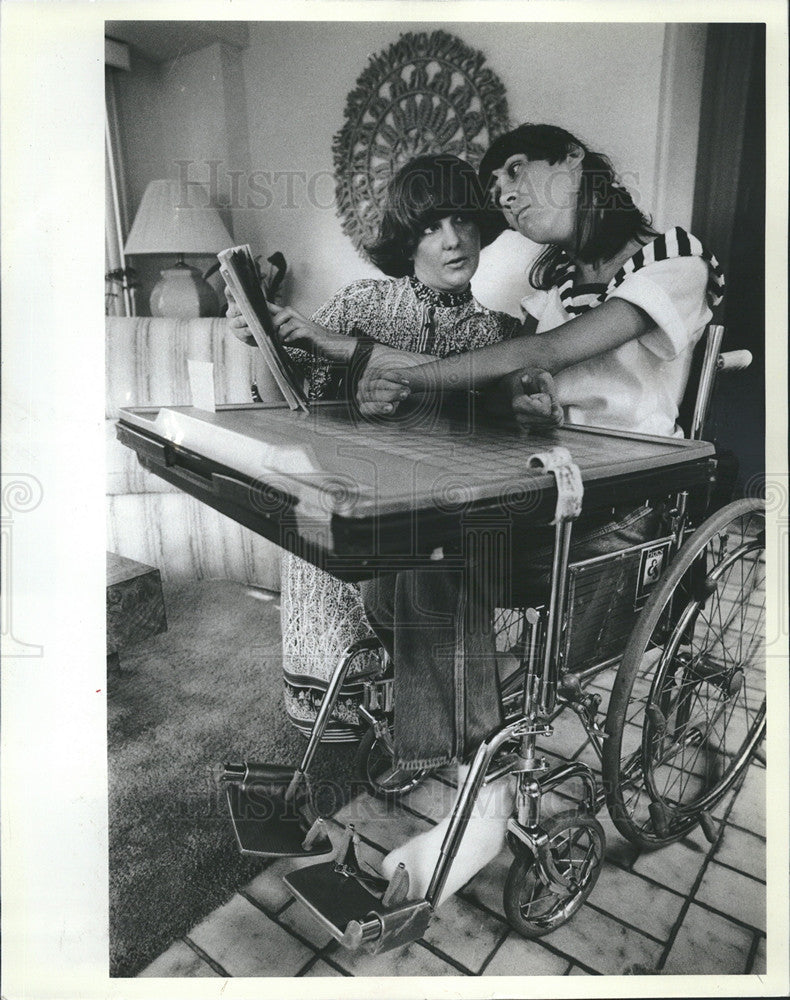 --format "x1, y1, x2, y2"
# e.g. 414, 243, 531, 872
107, 579, 358, 977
